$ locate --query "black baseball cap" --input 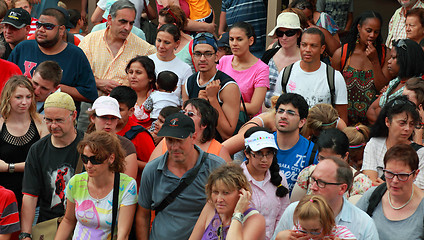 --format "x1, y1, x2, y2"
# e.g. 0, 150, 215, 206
1, 8, 31, 29
217, 32, 230, 48
157, 113, 195, 139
